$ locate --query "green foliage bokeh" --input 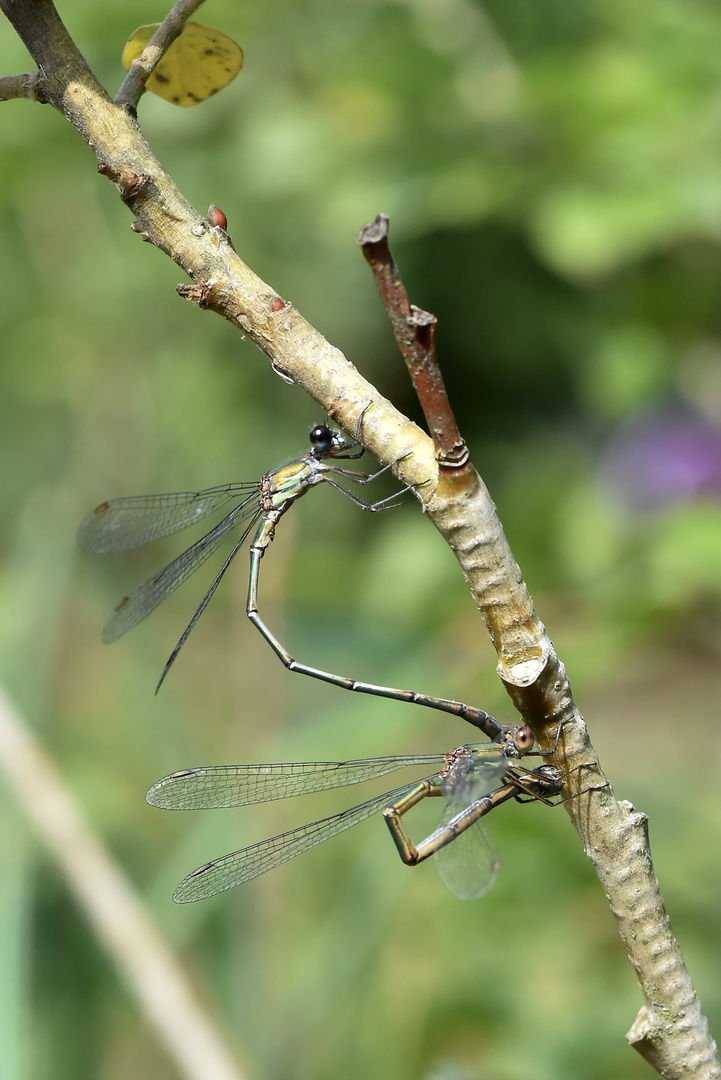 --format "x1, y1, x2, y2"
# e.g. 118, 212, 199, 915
0, 2, 720, 1079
